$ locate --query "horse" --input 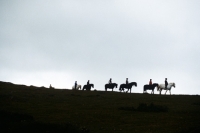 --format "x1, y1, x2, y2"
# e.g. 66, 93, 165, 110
72, 84, 82, 90
82, 84, 94, 91
157, 83, 175, 95
119, 82, 137, 93
143, 83, 159, 94
105, 83, 118, 91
